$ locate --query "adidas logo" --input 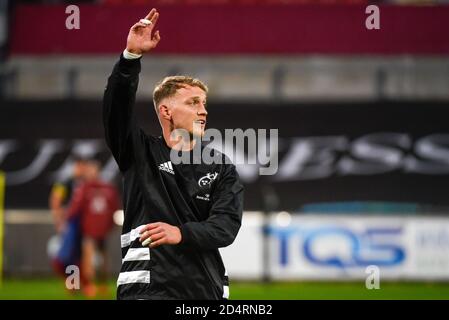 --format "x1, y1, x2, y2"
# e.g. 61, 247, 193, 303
158, 161, 174, 175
